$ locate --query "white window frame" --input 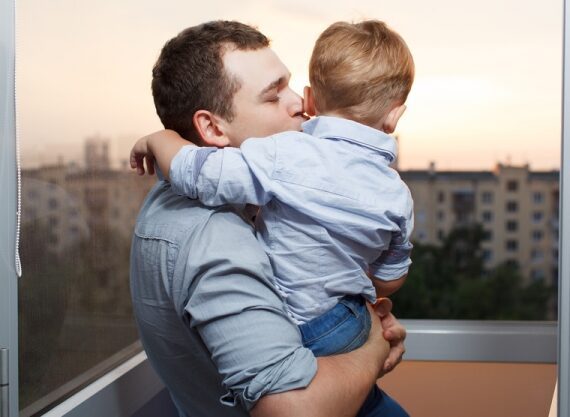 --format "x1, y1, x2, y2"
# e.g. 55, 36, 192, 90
0, 0, 19, 415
